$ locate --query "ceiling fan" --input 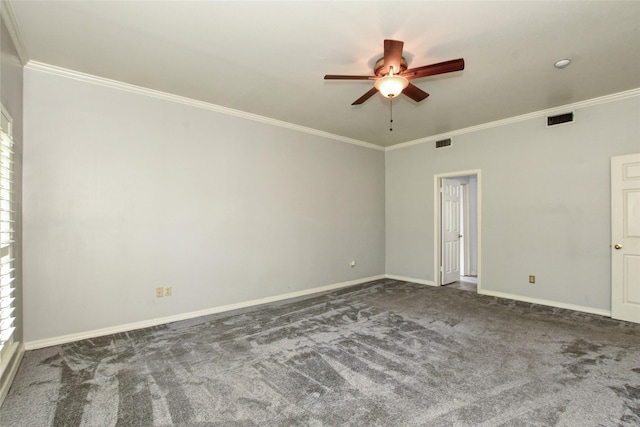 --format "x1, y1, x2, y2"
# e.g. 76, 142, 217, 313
325, 39, 465, 105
